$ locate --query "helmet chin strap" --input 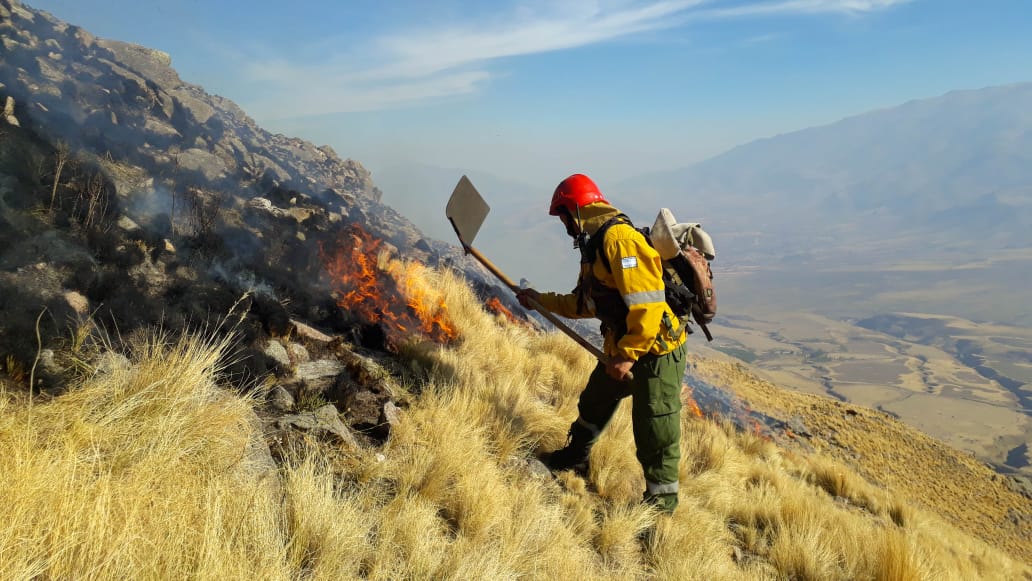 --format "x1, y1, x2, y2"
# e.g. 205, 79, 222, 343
572, 205, 589, 252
